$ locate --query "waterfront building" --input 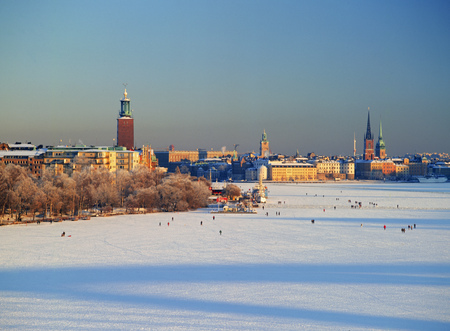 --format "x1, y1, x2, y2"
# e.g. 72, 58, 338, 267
341, 160, 355, 180
407, 158, 429, 177
355, 159, 396, 179
314, 160, 341, 176
395, 163, 409, 178
430, 162, 450, 179
117, 88, 134, 150
312, 159, 354, 180
269, 161, 317, 181
363, 111, 375, 161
